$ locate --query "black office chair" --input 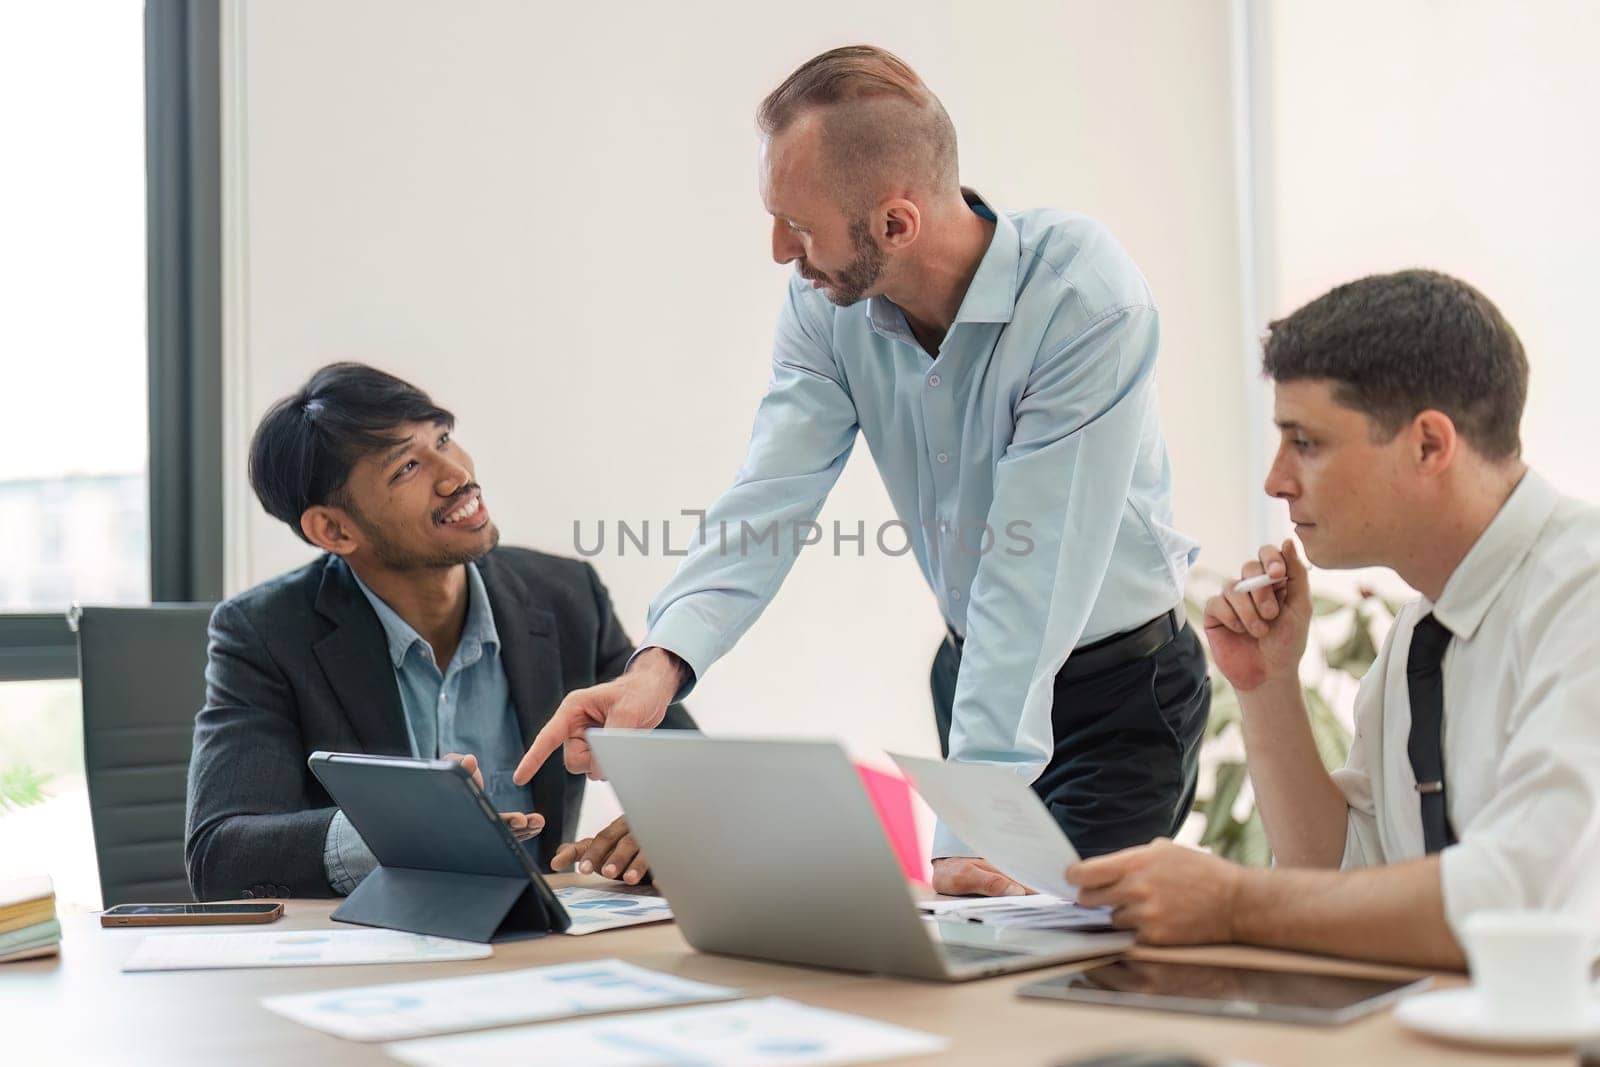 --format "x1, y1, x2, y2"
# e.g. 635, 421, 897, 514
72, 603, 214, 907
